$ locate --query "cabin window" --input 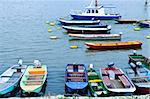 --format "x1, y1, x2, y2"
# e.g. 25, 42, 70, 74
87, 10, 90, 13
92, 10, 94, 13
96, 10, 98, 13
